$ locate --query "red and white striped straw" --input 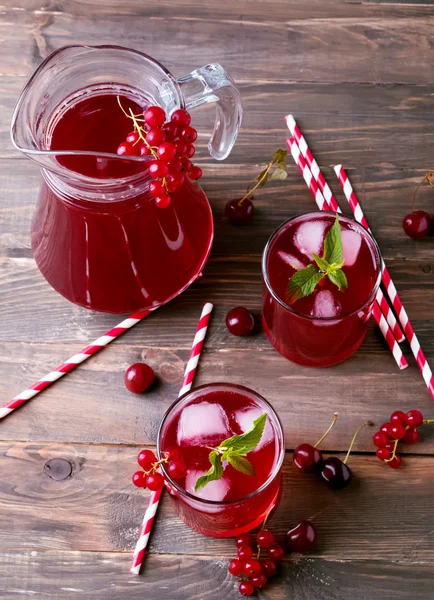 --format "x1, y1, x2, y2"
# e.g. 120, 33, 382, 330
0, 308, 157, 420
287, 138, 408, 370
334, 164, 434, 398
285, 115, 404, 343
130, 302, 214, 575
